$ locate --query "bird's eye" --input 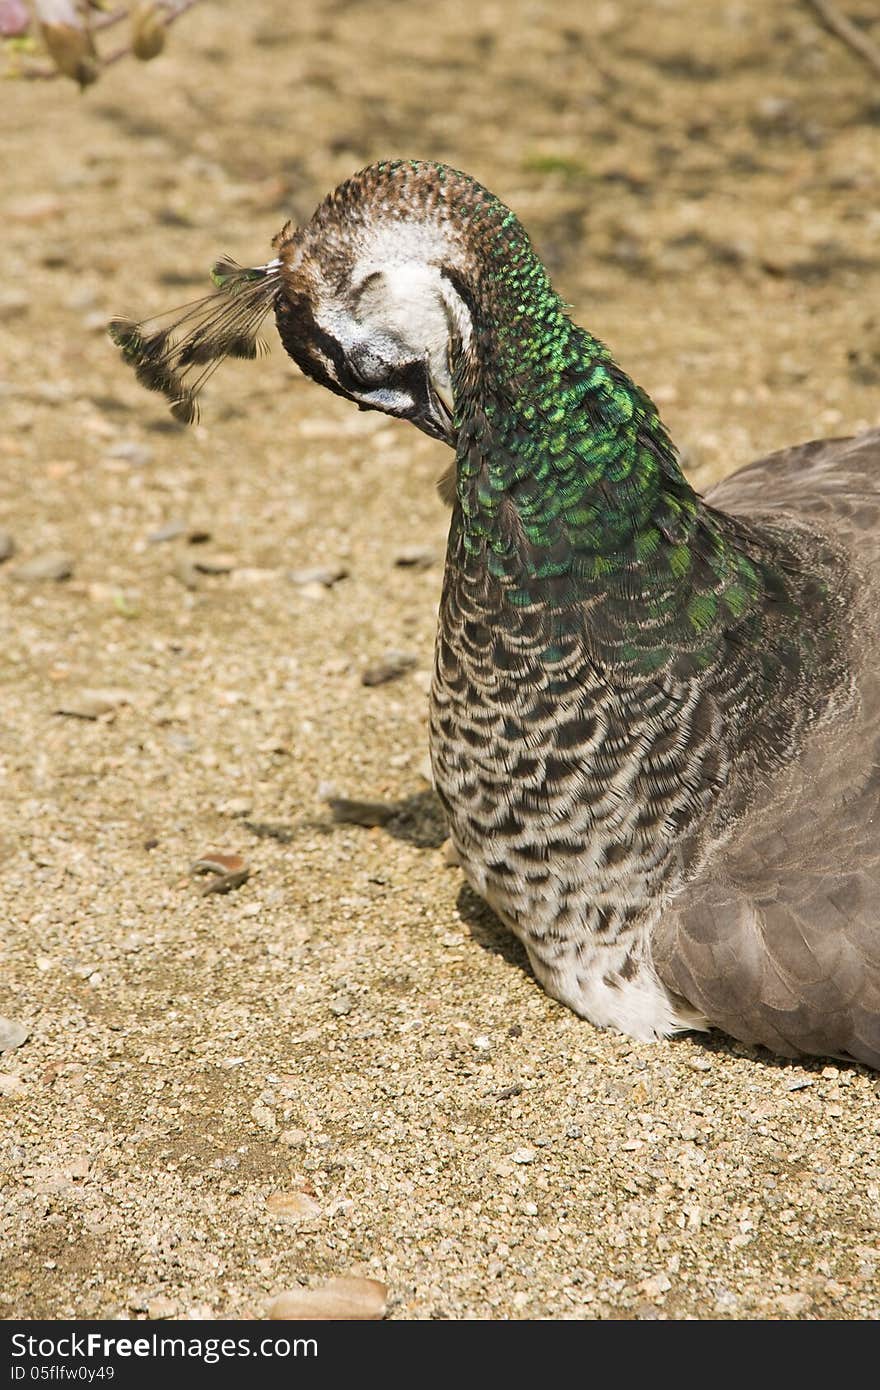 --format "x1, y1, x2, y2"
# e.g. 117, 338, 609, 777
348, 346, 389, 388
